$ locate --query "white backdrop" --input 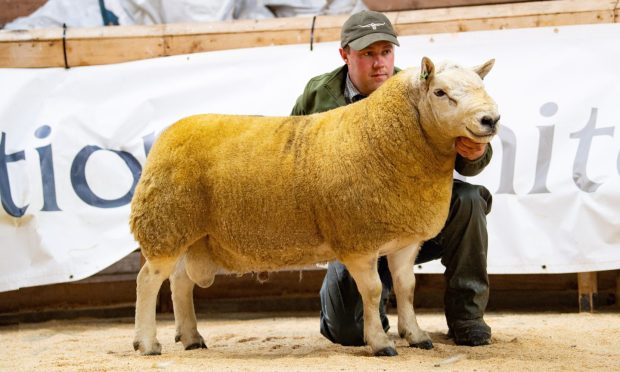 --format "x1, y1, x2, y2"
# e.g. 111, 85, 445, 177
1, 23, 619, 291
